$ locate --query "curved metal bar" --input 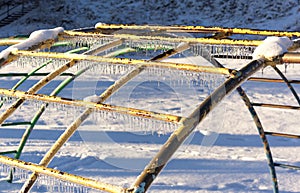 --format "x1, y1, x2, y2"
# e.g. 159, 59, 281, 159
236, 87, 278, 193
128, 59, 266, 193
272, 65, 300, 105
191, 47, 278, 193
